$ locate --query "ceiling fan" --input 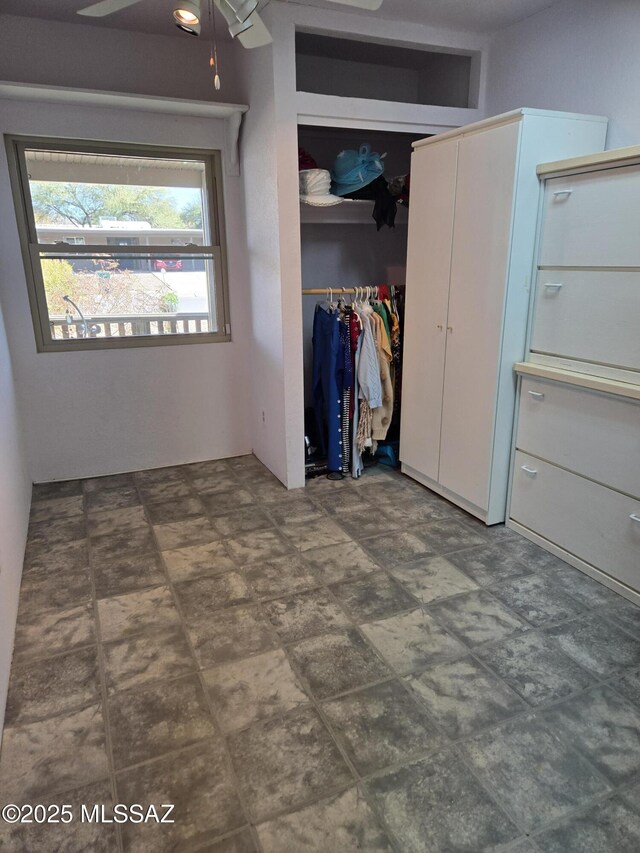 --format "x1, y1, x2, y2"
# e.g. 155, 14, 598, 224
77, 0, 384, 49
